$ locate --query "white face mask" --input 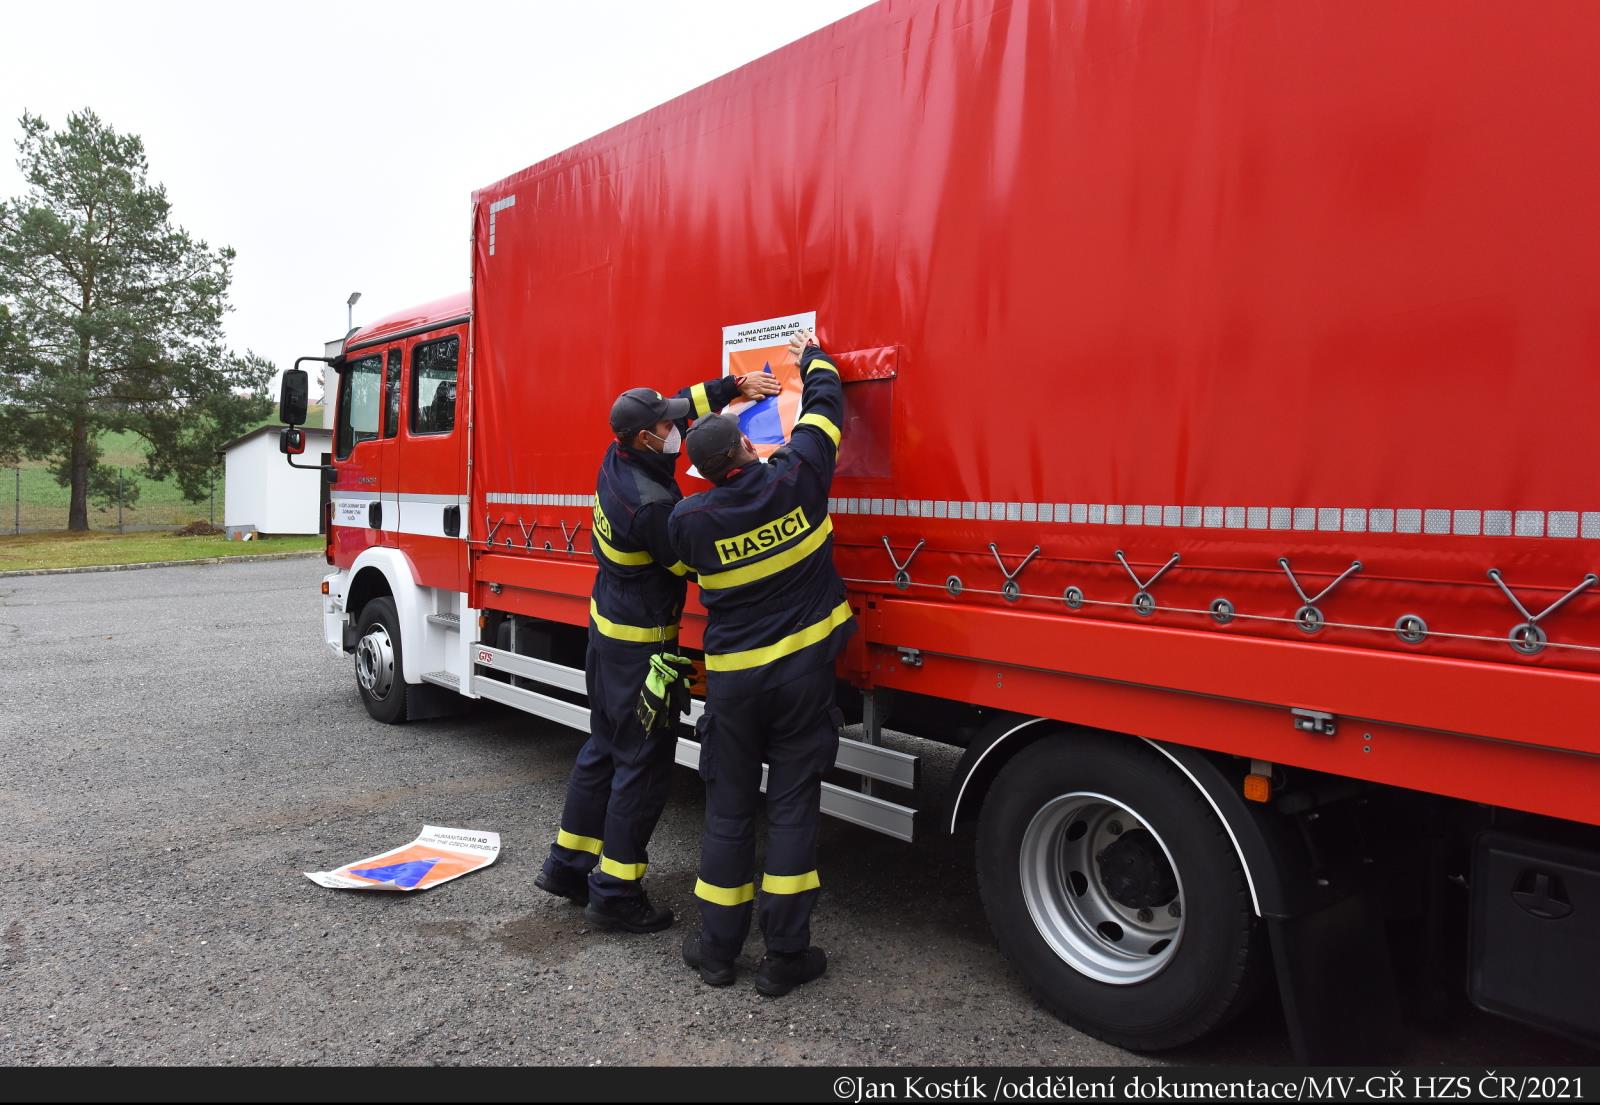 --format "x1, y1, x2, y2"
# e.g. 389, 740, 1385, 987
647, 425, 681, 455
